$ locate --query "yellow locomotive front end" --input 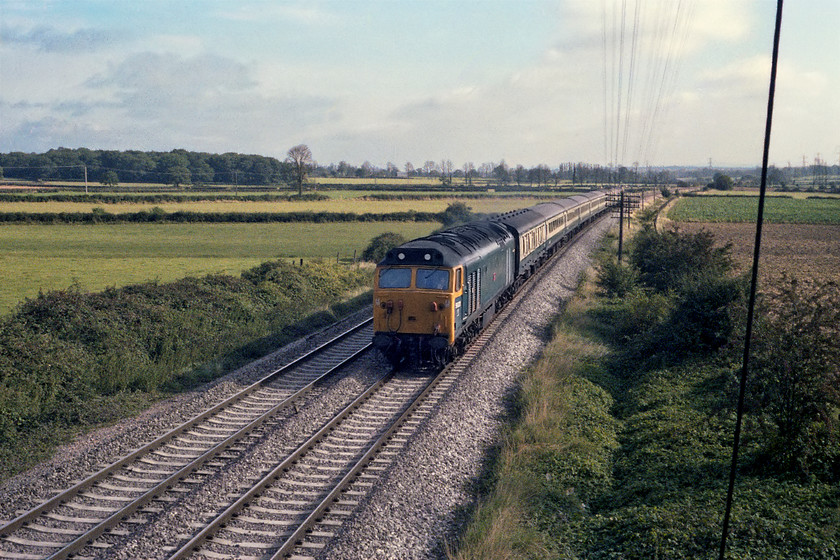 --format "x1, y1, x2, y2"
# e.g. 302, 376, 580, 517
372, 264, 462, 366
